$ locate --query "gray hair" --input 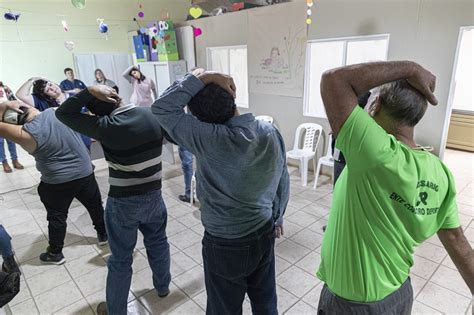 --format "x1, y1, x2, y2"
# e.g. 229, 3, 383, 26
372, 80, 428, 127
